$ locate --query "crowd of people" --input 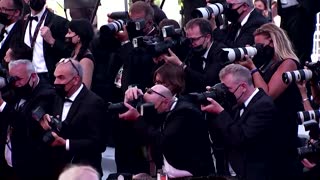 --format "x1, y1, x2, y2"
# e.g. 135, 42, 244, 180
0, 0, 319, 179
